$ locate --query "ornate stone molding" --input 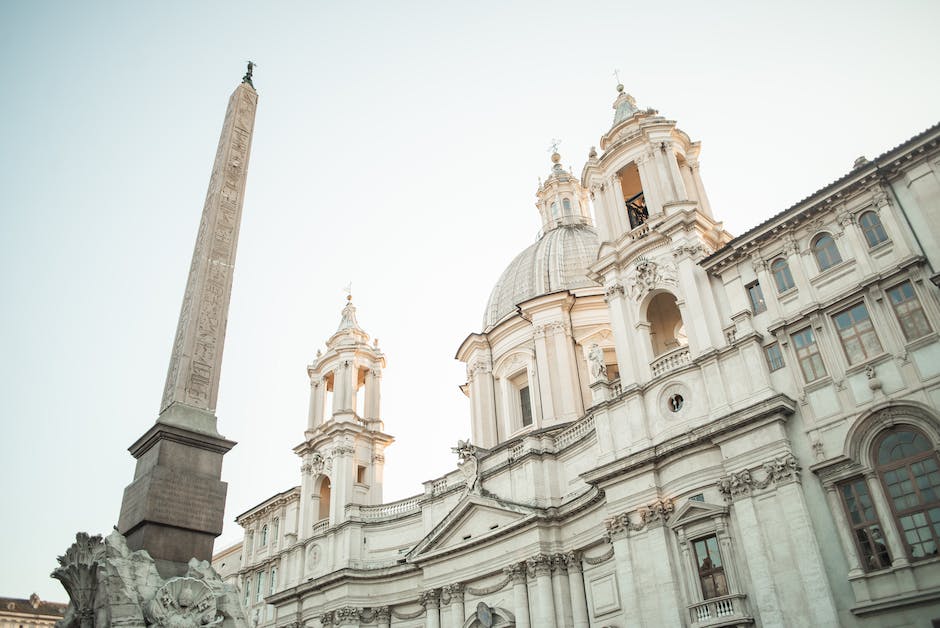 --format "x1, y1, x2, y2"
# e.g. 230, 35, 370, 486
375, 607, 391, 622
443, 583, 465, 602
526, 553, 554, 577
390, 604, 426, 621
604, 283, 625, 302
626, 258, 678, 301
467, 573, 511, 596
502, 562, 527, 584
52, 533, 105, 628
550, 553, 568, 574
333, 606, 360, 625
582, 546, 614, 565
603, 497, 675, 540
146, 578, 220, 627
717, 454, 801, 500
420, 589, 441, 610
